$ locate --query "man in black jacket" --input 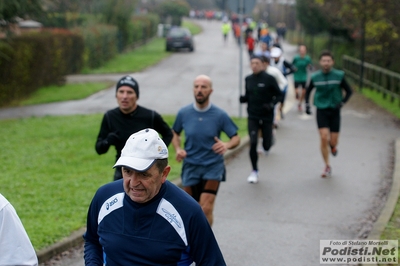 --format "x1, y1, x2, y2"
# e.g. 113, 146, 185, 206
95, 75, 173, 180
240, 55, 282, 184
